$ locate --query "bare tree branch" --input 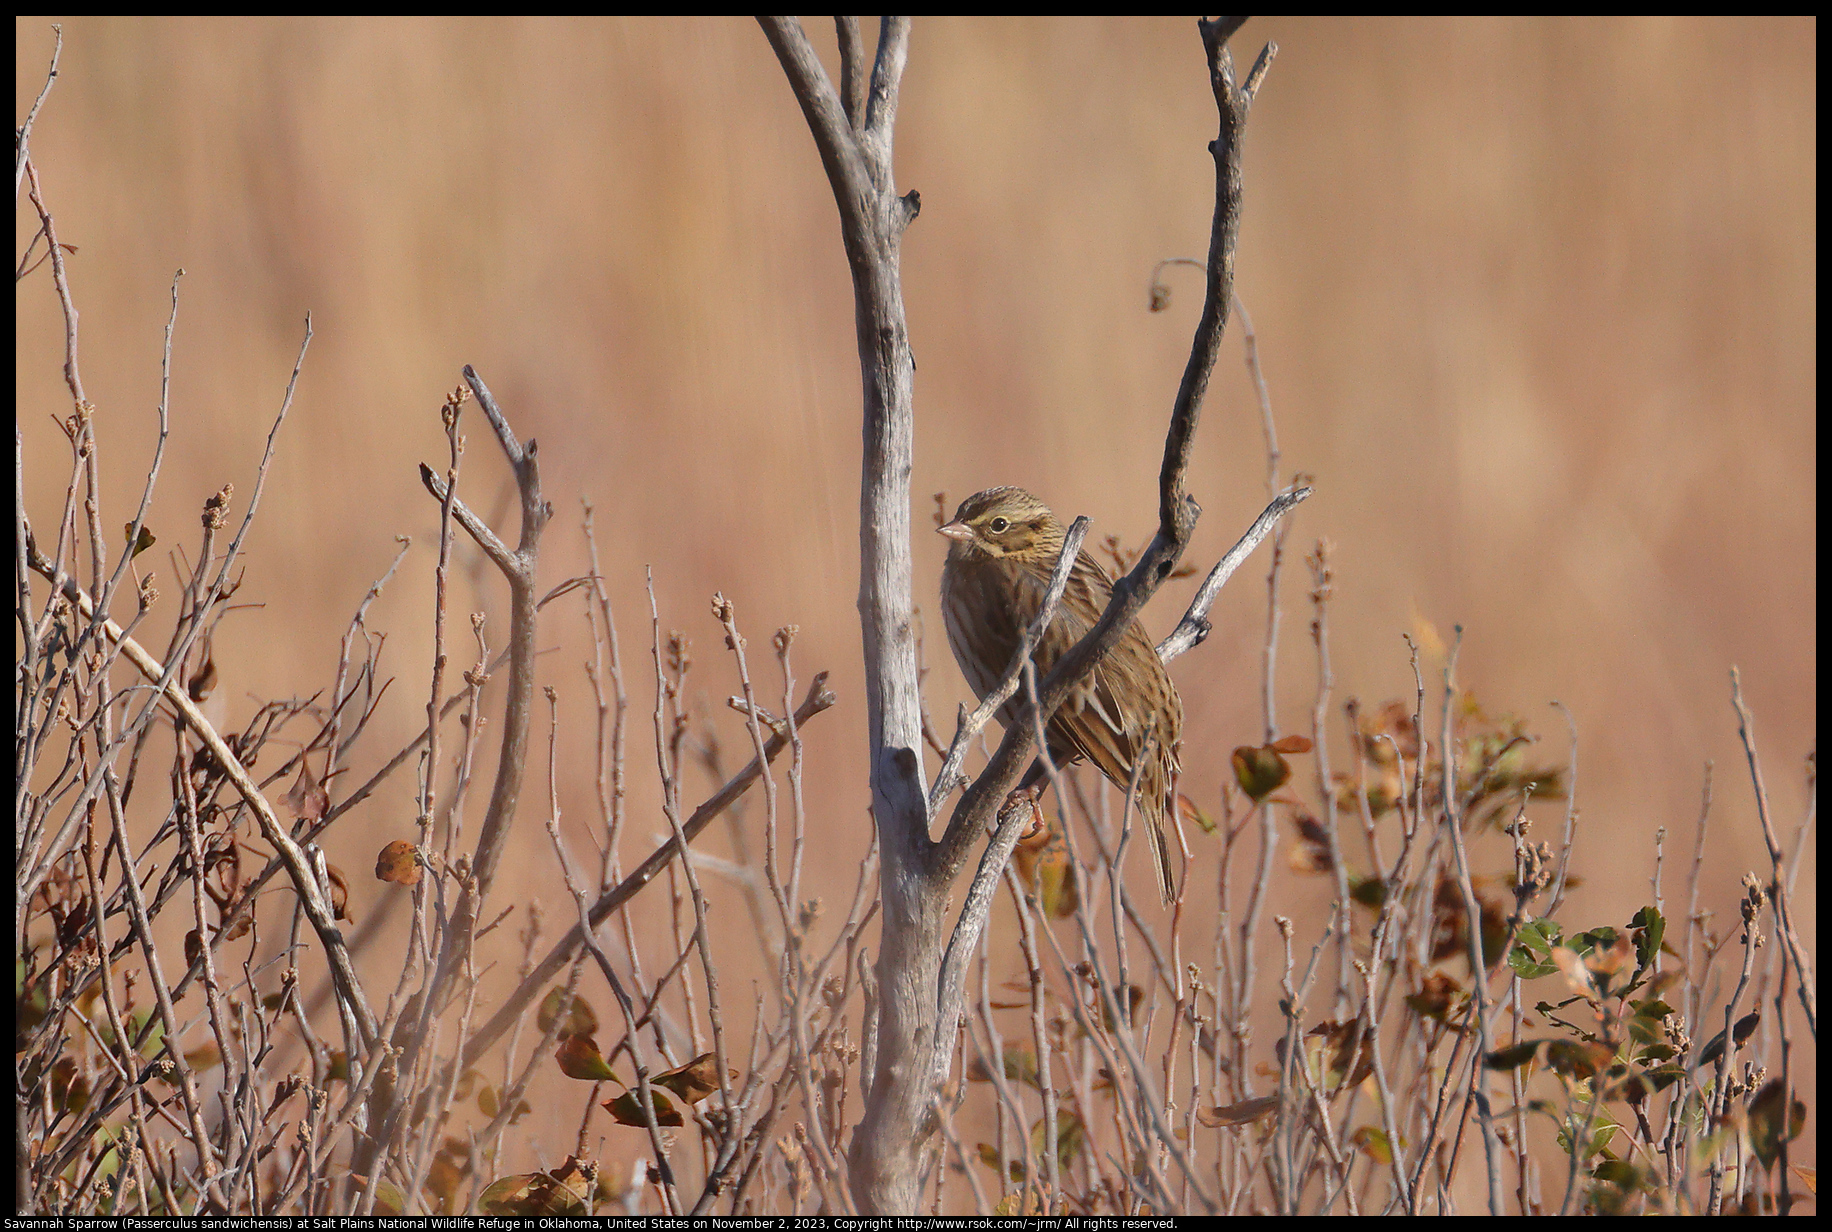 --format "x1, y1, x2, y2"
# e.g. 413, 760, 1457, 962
759, 19, 935, 1213
1157, 483, 1311, 664
14, 24, 62, 203
455, 673, 837, 1072
834, 18, 866, 132
1731, 667, 1817, 1038
933, 16, 1282, 884
360, 365, 551, 1185
22, 554, 376, 1049
763, 14, 1283, 1214
397, 365, 553, 1024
